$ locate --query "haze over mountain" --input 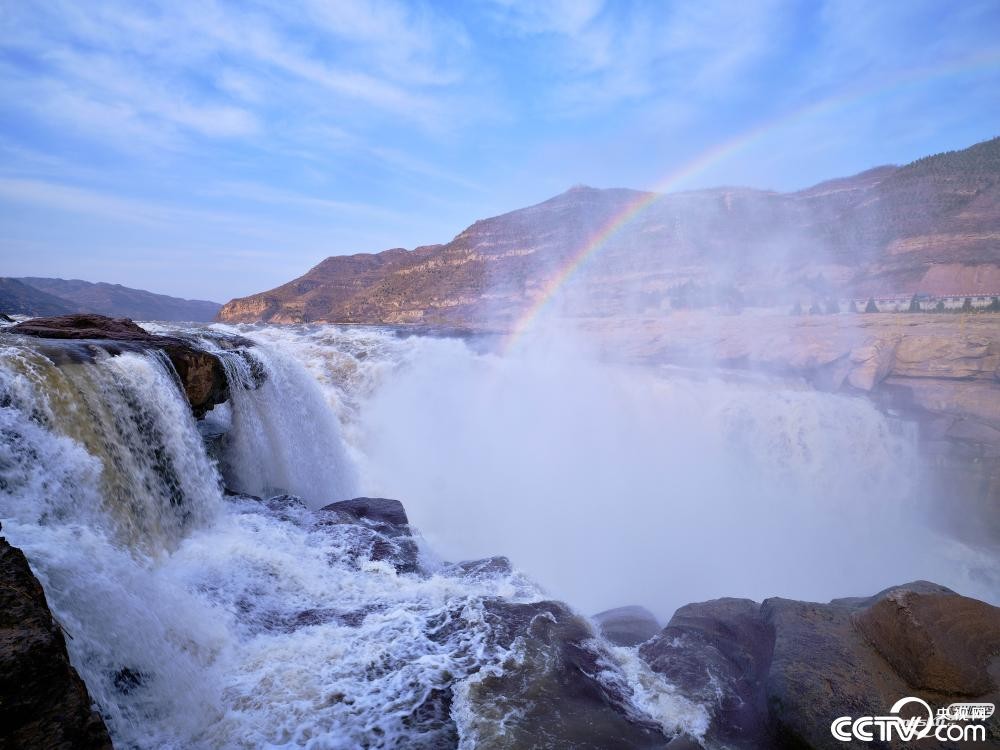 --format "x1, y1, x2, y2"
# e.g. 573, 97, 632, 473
0, 278, 78, 317
219, 137, 1000, 329
1, 277, 221, 321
